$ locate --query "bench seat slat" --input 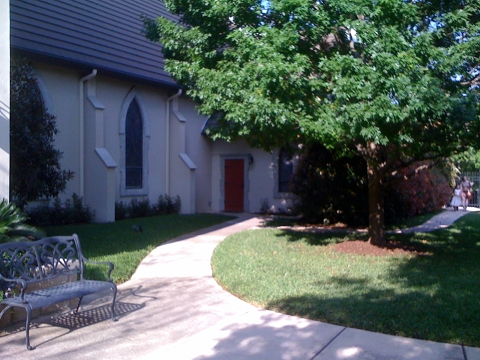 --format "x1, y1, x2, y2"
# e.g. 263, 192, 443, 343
2, 280, 115, 309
